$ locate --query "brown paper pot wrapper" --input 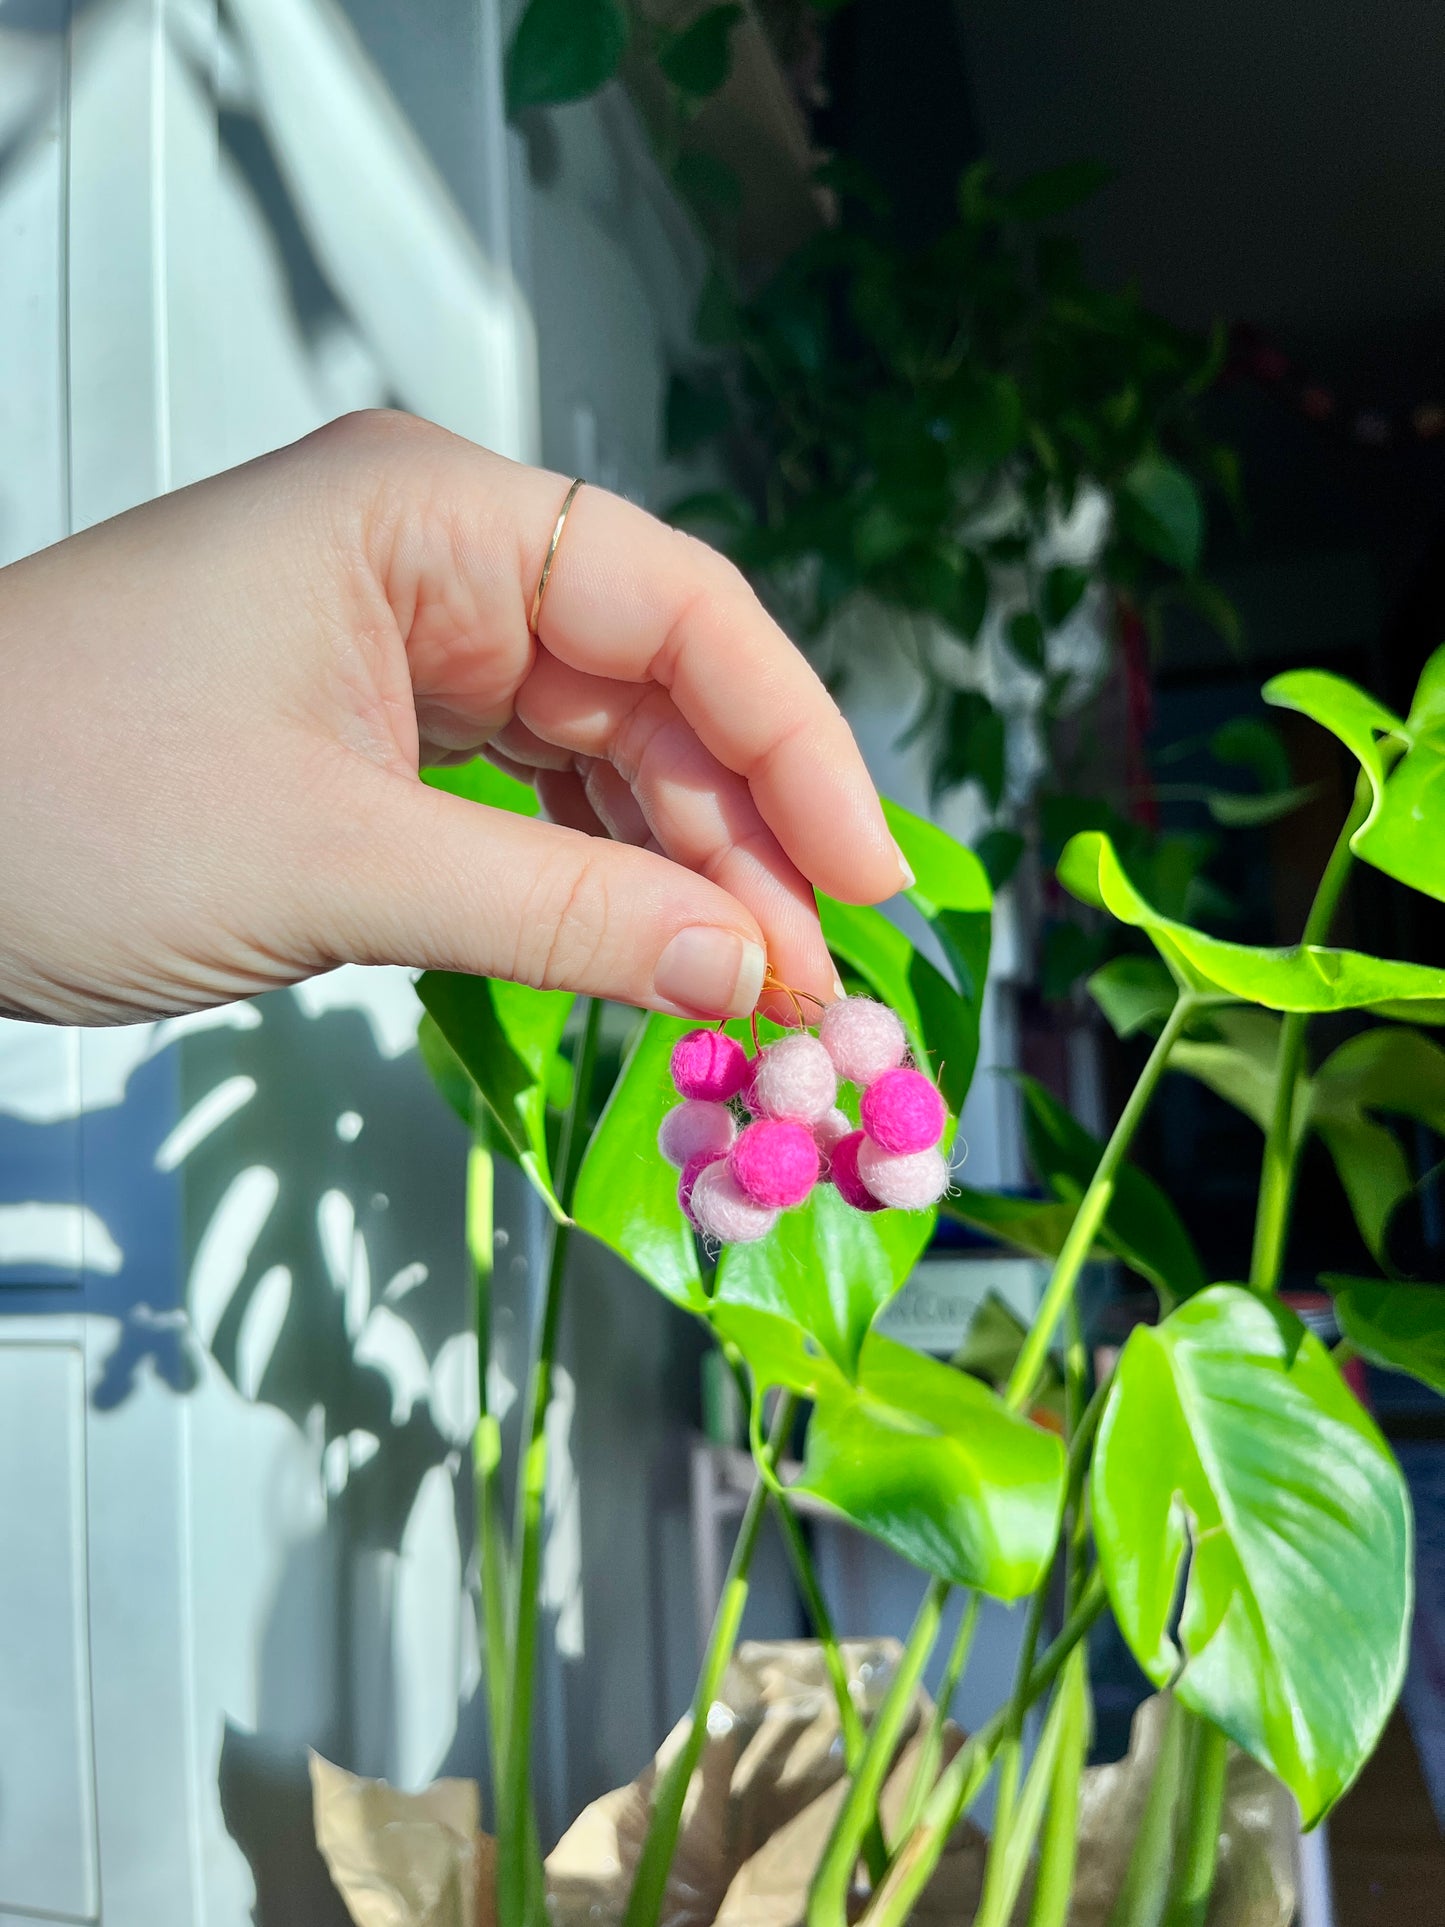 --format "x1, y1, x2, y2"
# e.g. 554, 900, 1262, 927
311, 1641, 1297, 1927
